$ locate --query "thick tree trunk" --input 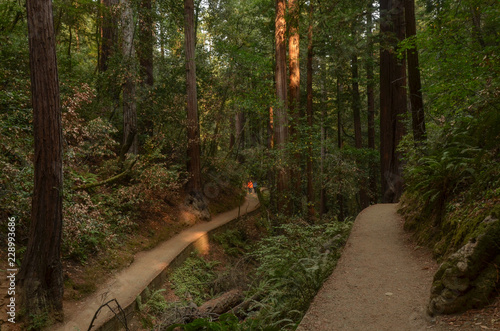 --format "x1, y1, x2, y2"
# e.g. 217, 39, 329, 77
366, 6, 377, 203
98, 0, 121, 110
138, 0, 154, 86
306, 2, 315, 219
405, 0, 426, 143
20, 0, 64, 319
288, 0, 301, 203
184, 0, 202, 193
380, 0, 407, 203
121, 0, 138, 155
275, 0, 288, 211
99, 0, 119, 73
